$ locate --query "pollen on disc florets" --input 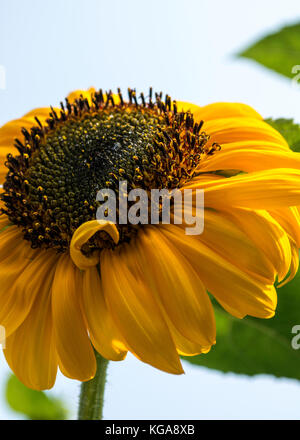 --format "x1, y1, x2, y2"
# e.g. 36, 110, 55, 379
1, 88, 220, 252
